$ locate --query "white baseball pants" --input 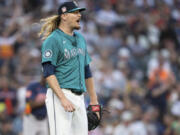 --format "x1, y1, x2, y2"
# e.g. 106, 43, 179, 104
45, 88, 88, 135
23, 114, 49, 135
